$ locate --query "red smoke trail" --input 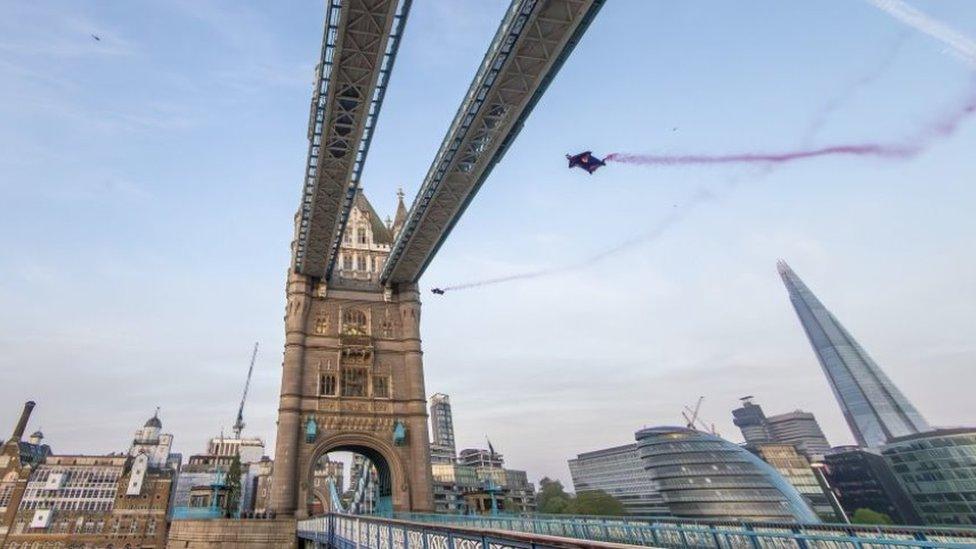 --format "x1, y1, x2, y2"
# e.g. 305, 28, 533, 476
605, 143, 917, 167
606, 78, 976, 169
435, 79, 976, 294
